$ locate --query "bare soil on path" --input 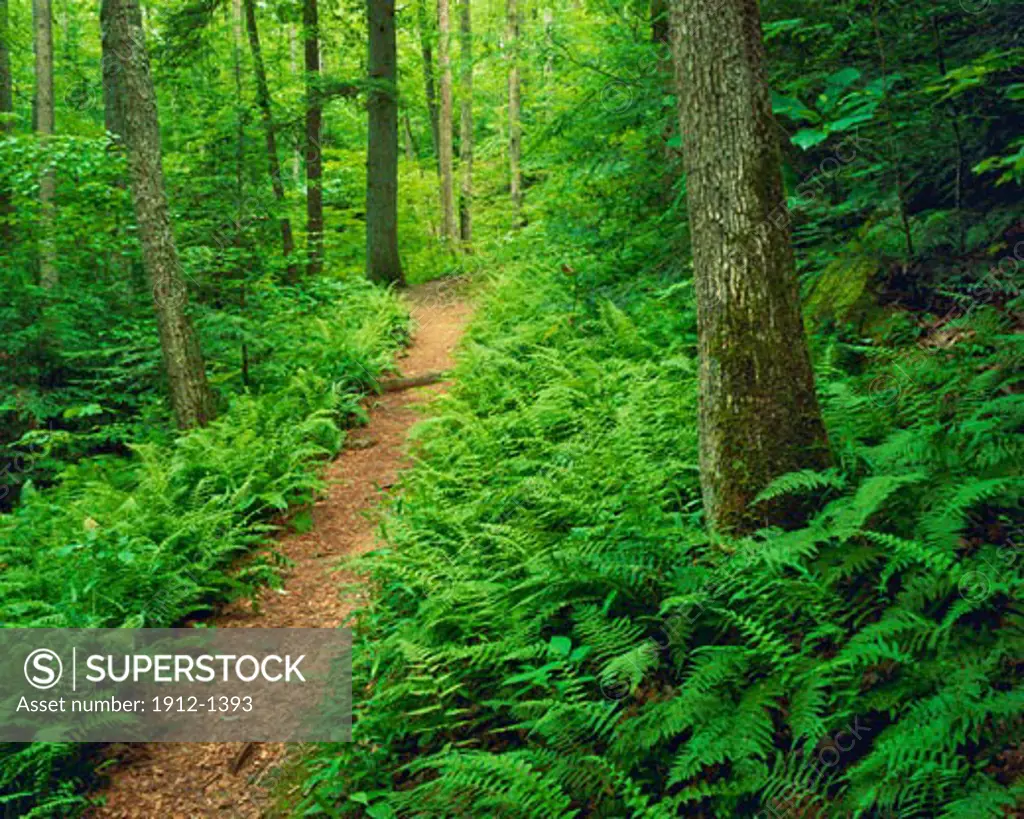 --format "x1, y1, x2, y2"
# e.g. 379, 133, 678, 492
88, 280, 471, 818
